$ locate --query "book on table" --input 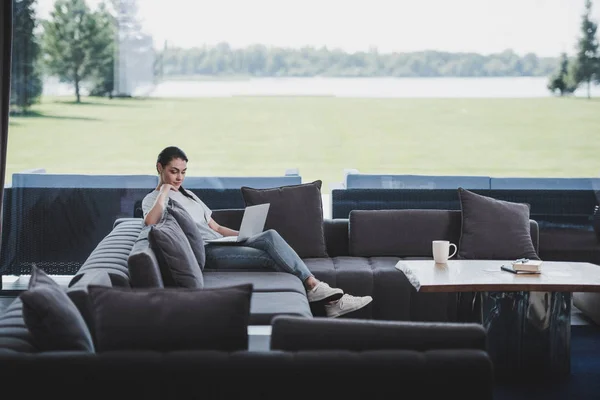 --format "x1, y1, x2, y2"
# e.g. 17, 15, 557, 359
511, 259, 543, 272
501, 265, 541, 274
